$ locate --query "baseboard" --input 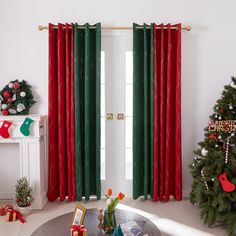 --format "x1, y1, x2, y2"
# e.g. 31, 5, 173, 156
32, 192, 47, 209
